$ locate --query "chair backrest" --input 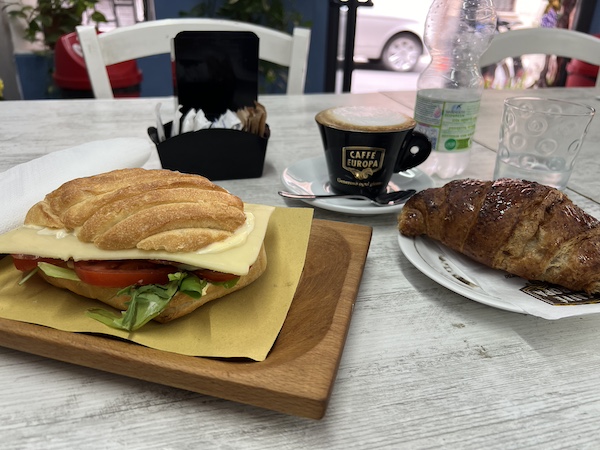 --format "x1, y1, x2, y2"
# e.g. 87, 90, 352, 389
479, 28, 600, 87
76, 18, 311, 98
